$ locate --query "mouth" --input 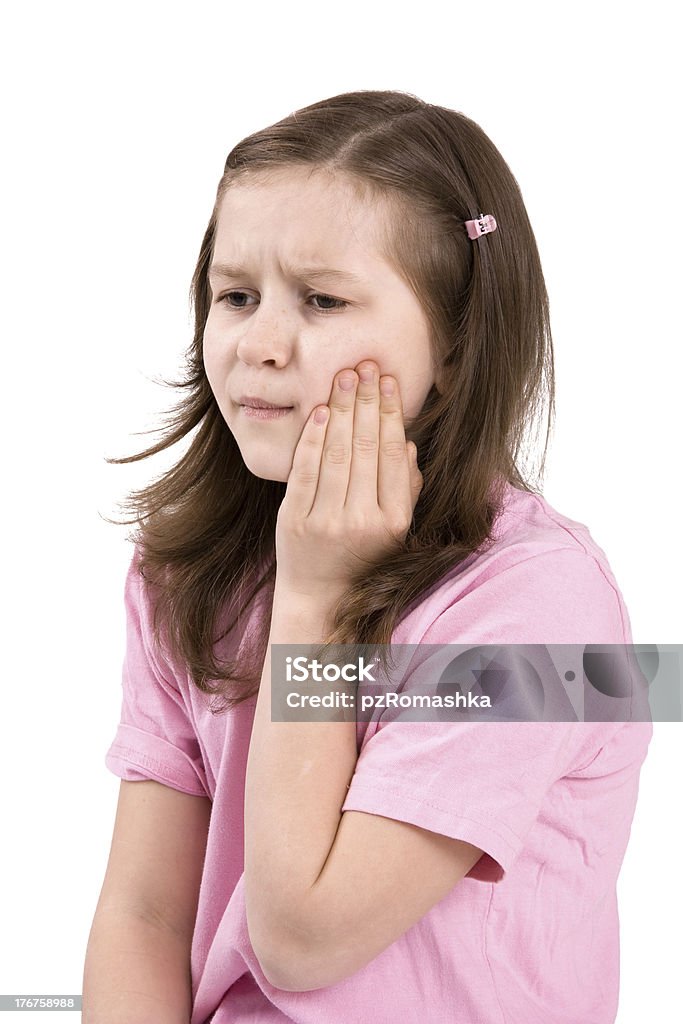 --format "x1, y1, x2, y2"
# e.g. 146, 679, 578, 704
238, 396, 294, 410
239, 404, 294, 420
241, 403, 294, 411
